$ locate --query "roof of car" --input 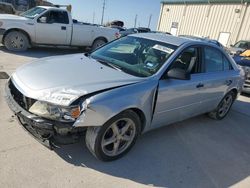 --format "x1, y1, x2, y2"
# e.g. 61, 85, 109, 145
131, 33, 194, 46
237, 40, 250, 42
37, 6, 63, 10
179, 35, 223, 47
